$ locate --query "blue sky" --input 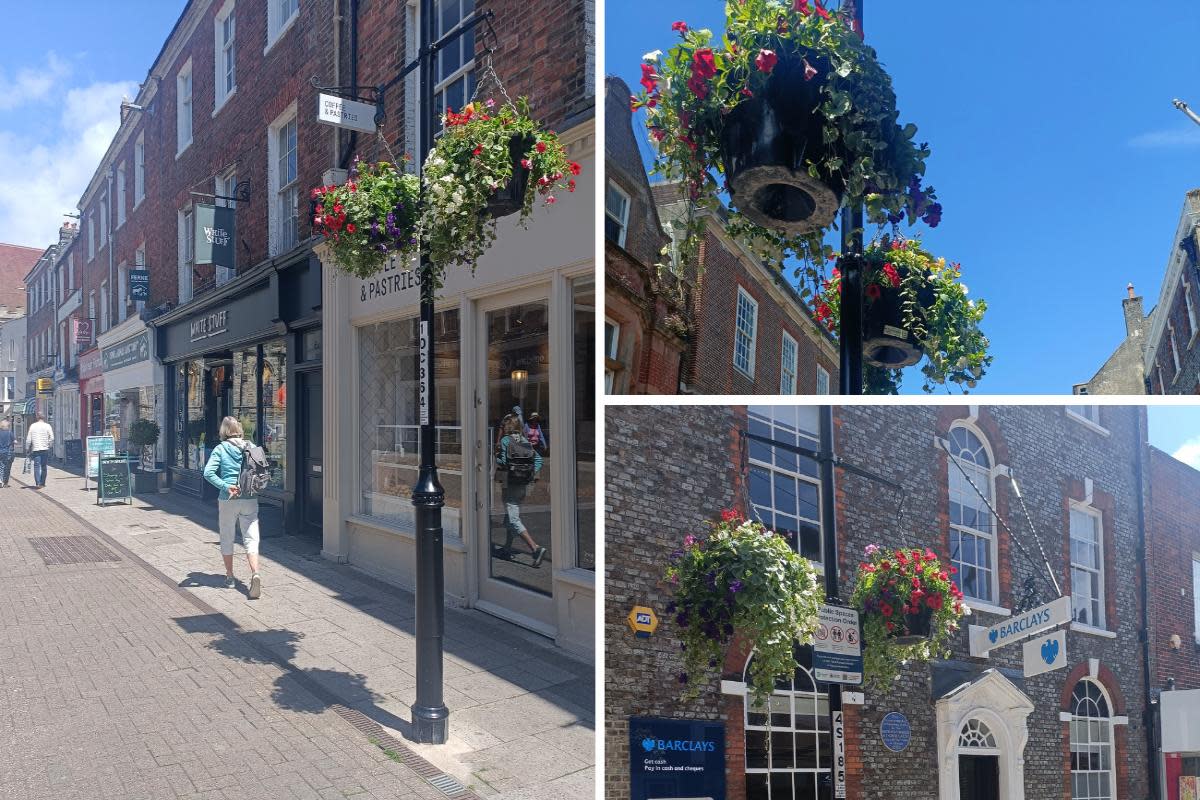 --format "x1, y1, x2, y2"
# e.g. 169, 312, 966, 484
608, 1, 1200, 394
0, 2, 183, 250
1148, 404, 1200, 467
